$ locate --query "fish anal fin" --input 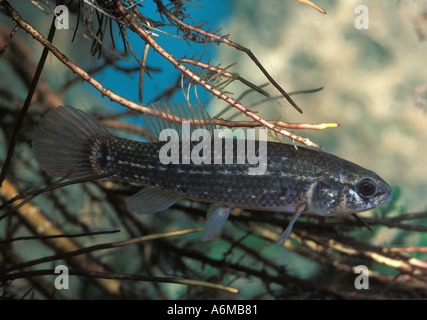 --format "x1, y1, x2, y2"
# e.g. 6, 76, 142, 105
126, 186, 180, 214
